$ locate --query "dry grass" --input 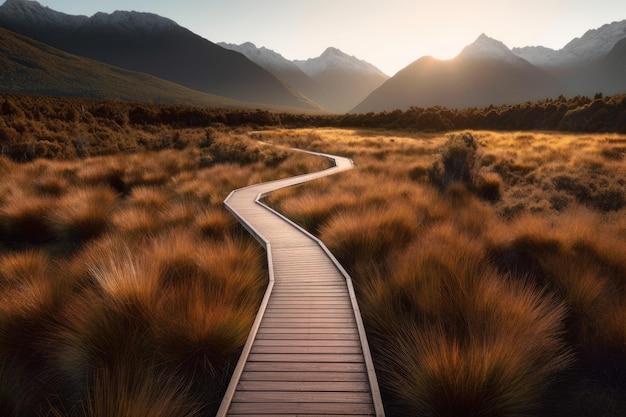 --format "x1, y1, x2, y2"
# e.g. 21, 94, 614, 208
0, 130, 327, 416
266, 128, 626, 417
